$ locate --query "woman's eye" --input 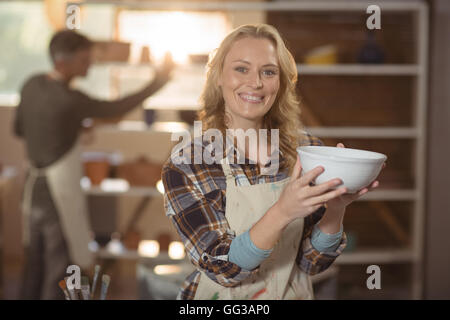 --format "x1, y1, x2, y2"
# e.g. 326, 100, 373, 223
262, 69, 277, 76
235, 66, 248, 73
